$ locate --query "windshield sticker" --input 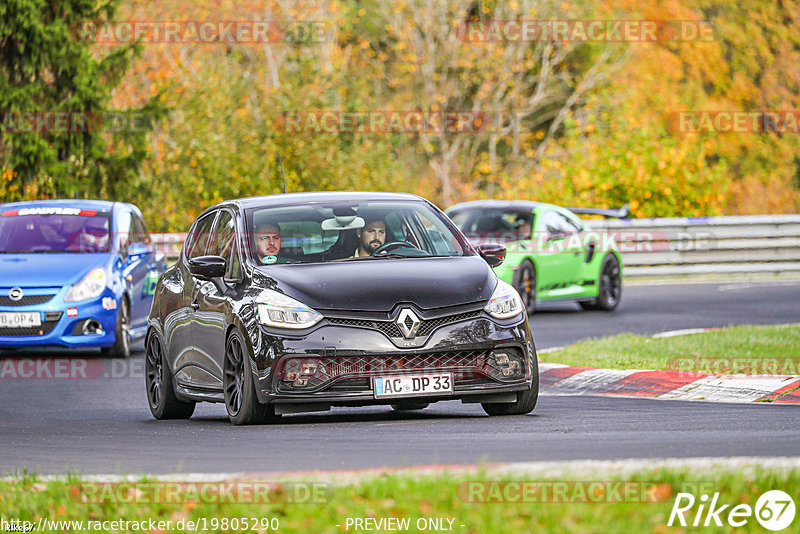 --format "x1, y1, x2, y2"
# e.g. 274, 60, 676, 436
262, 255, 278, 264
1, 207, 101, 217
